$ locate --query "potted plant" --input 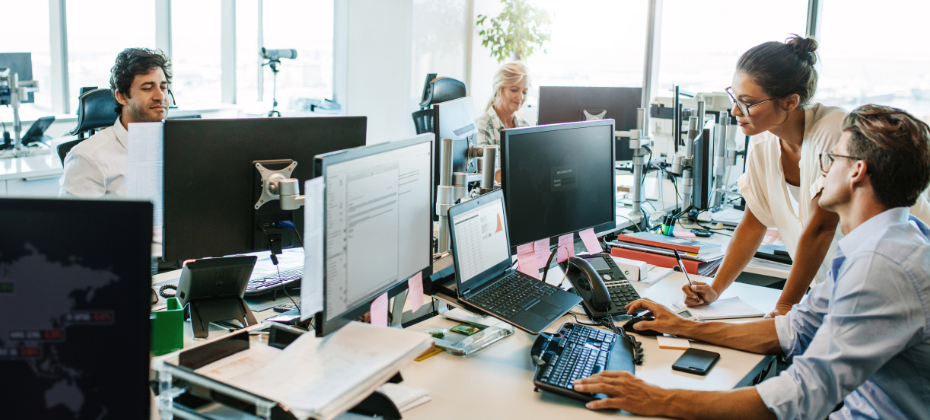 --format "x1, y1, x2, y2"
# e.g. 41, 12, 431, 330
477, 0, 552, 63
